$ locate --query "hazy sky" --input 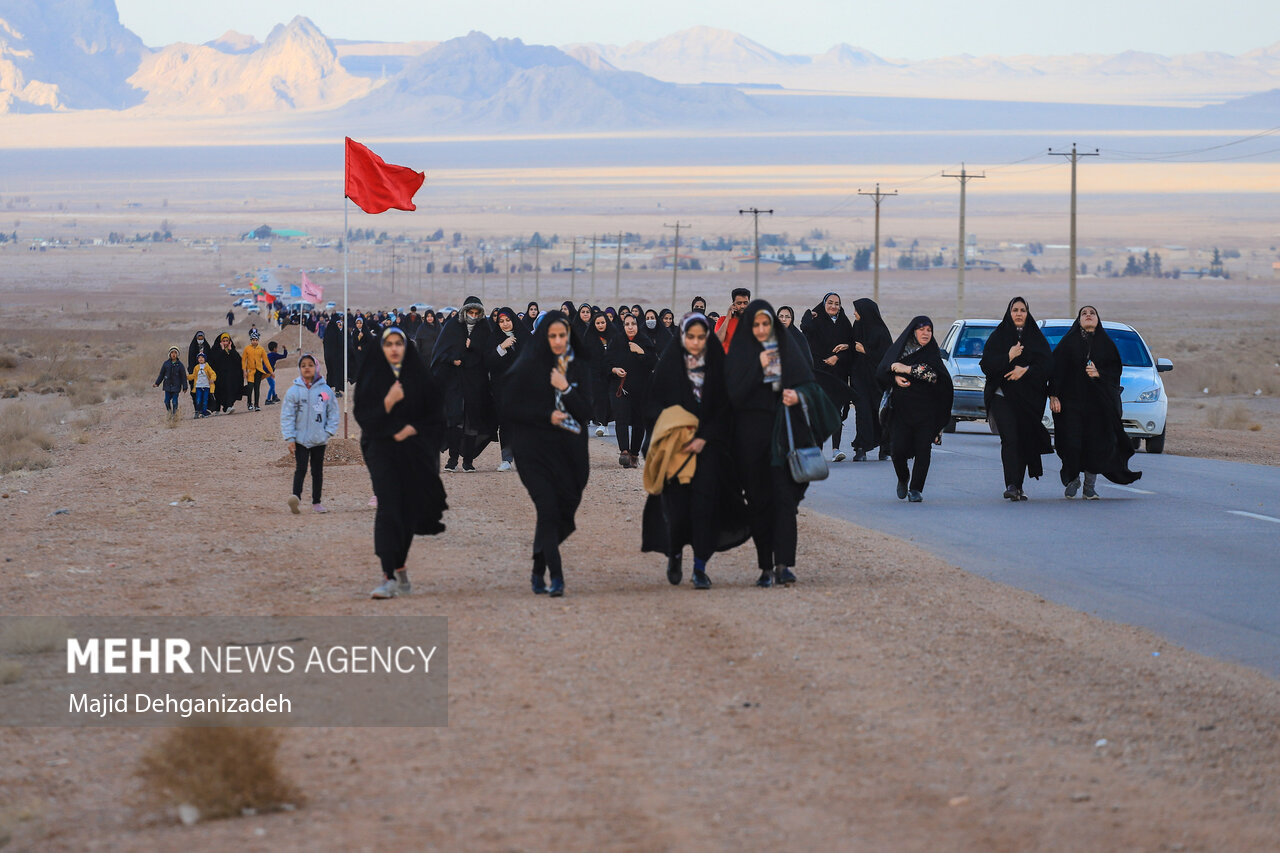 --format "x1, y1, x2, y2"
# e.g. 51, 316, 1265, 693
114, 0, 1280, 59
